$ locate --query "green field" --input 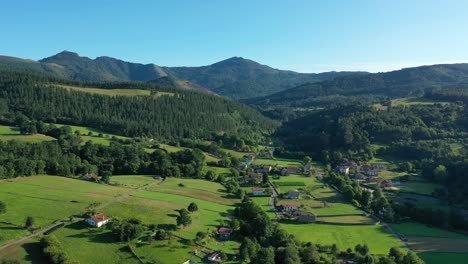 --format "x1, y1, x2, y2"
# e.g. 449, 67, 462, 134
254, 158, 302, 166
0, 176, 129, 244
0, 125, 56, 143
0, 176, 240, 263
283, 224, 401, 254
110, 175, 157, 188
57, 84, 152, 96
392, 223, 467, 240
